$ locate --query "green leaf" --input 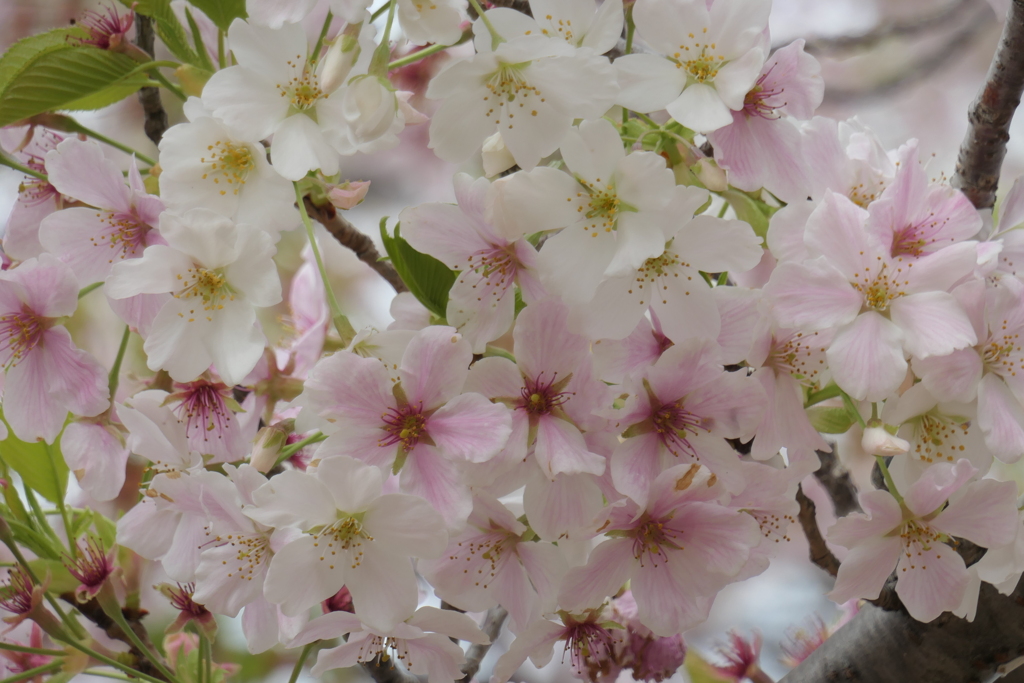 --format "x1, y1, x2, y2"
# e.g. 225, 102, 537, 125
684, 651, 732, 683
0, 425, 69, 505
807, 405, 856, 435
62, 78, 154, 112
187, 0, 247, 31
119, 0, 202, 66
0, 27, 87, 97
28, 559, 78, 594
380, 220, 457, 319
7, 519, 62, 560
0, 48, 144, 128
722, 189, 770, 240
184, 7, 215, 71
